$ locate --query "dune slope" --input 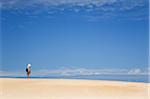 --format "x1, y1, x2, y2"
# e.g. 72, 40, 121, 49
0, 78, 149, 99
